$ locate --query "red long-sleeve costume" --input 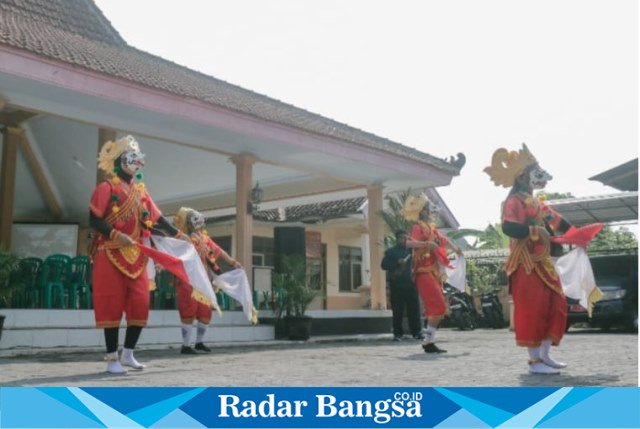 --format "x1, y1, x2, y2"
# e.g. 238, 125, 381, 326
410, 221, 450, 321
503, 193, 567, 347
175, 232, 222, 324
89, 179, 161, 328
